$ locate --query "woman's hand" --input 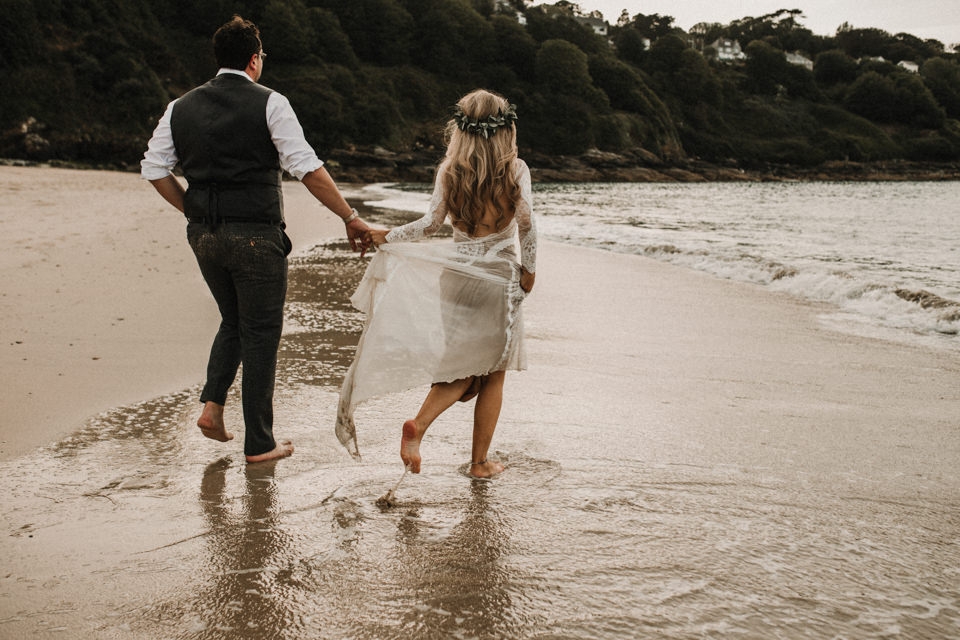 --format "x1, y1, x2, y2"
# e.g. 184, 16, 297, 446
366, 228, 390, 246
520, 269, 535, 293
